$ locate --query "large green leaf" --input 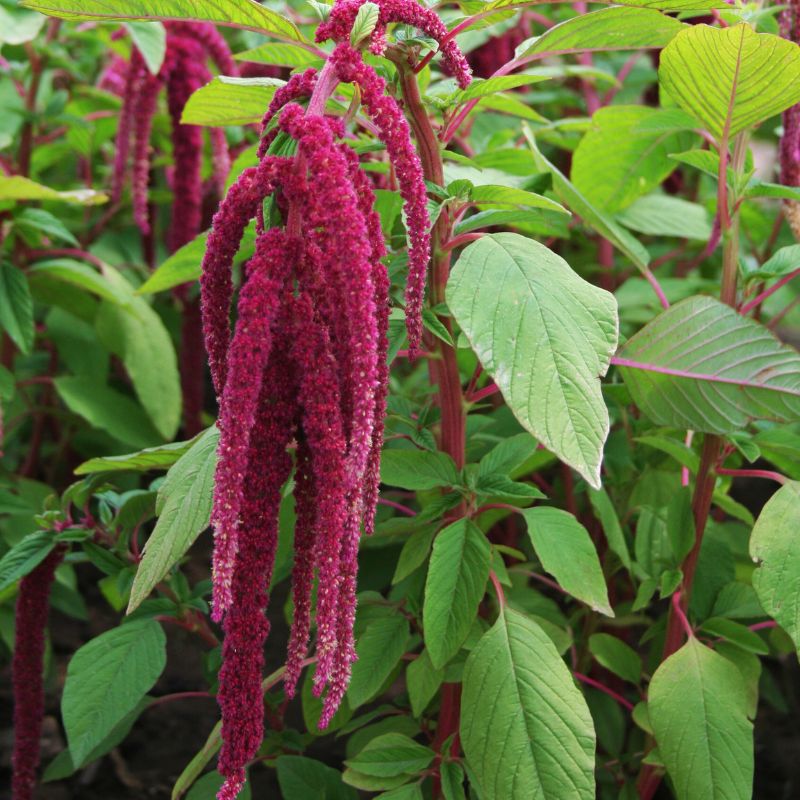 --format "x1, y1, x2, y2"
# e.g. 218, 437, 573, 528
524, 127, 652, 272
572, 106, 692, 213
380, 449, 459, 491
616, 296, 800, 433
750, 482, 800, 656
521, 507, 613, 616
648, 638, 753, 800
62, 620, 166, 767
20, 0, 304, 42
345, 733, 435, 778
277, 755, 357, 800
127, 427, 218, 613
0, 262, 34, 354
423, 519, 491, 669
659, 23, 800, 141
447, 233, 618, 488
348, 614, 409, 709
95, 268, 181, 441
182, 76, 284, 126
518, 7, 684, 59
461, 608, 596, 799
616, 194, 712, 240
